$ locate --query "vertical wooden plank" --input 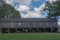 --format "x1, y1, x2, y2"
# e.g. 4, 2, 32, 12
15, 28, 17, 33
0, 27, 1, 33
36, 28, 38, 32
0, 22, 2, 33
23, 28, 24, 33
30, 28, 31, 33
51, 27, 52, 32
8, 28, 10, 33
